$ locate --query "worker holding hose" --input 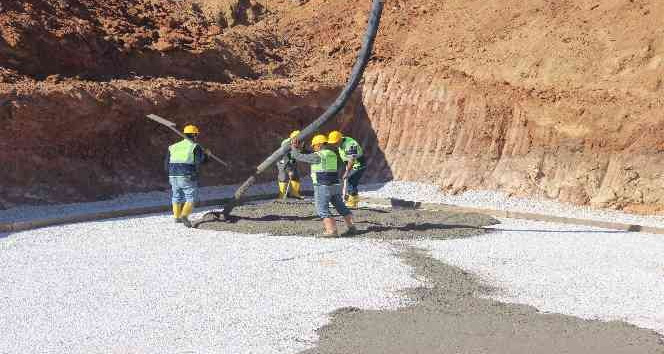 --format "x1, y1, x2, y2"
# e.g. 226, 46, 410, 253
165, 124, 209, 228
327, 131, 366, 208
276, 130, 303, 199
290, 135, 356, 237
